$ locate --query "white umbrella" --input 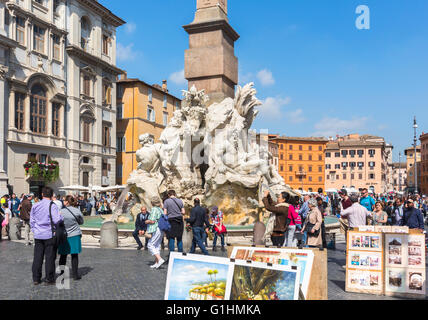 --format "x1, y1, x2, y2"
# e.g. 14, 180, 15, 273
59, 185, 90, 192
